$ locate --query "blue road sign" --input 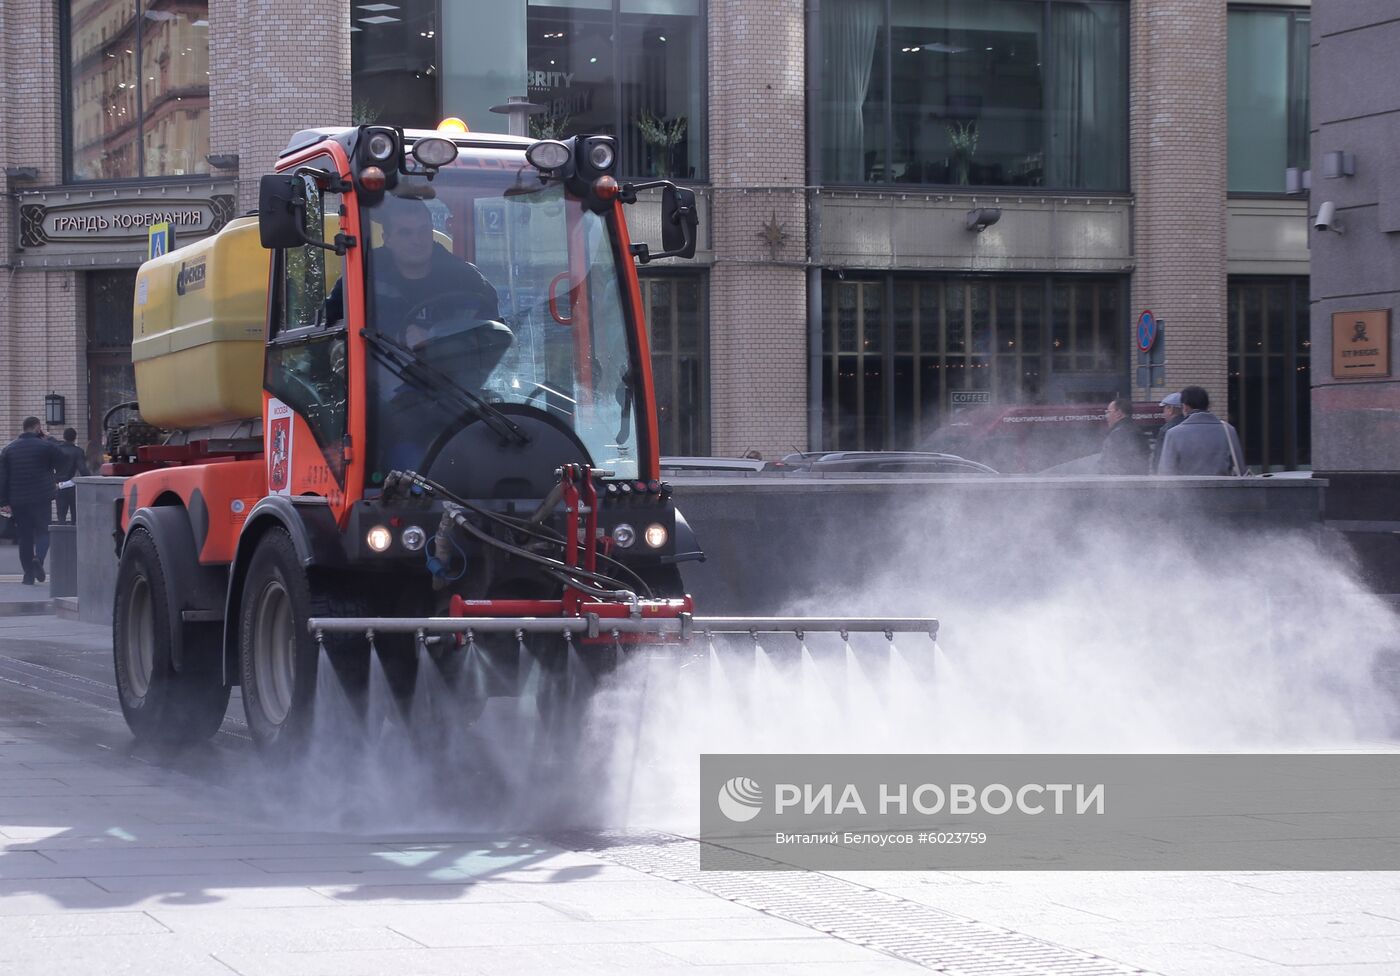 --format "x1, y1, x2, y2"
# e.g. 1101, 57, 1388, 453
148, 222, 173, 260
1136, 310, 1158, 353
